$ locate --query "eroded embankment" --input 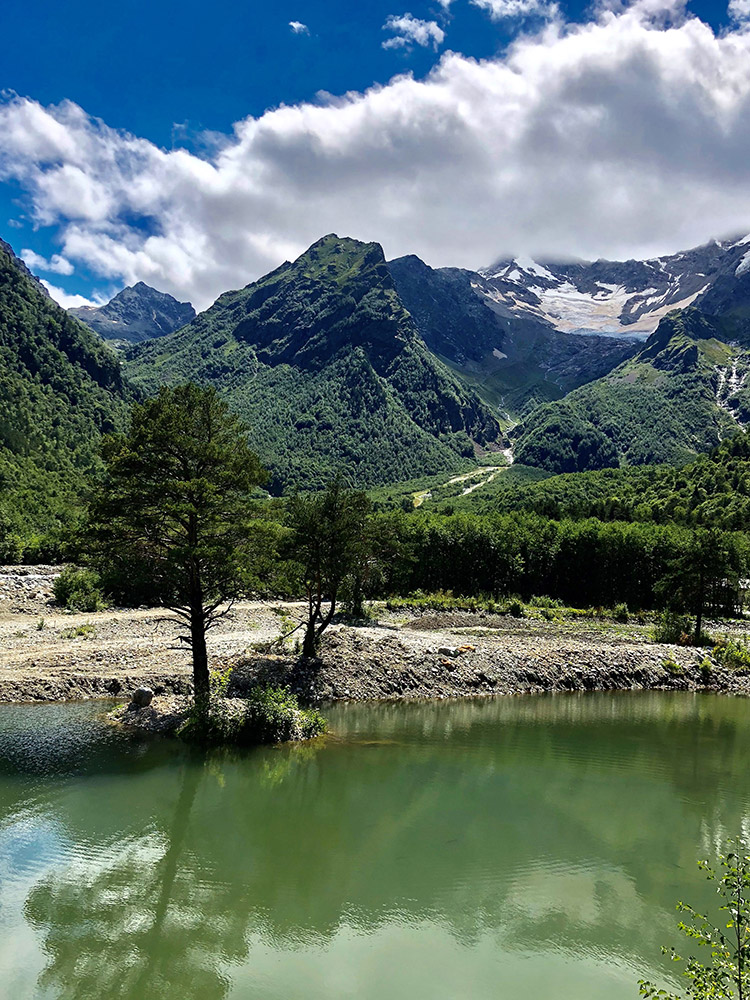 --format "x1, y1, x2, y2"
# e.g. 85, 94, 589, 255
1, 596, 748, 705
225, 622, 748, 703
